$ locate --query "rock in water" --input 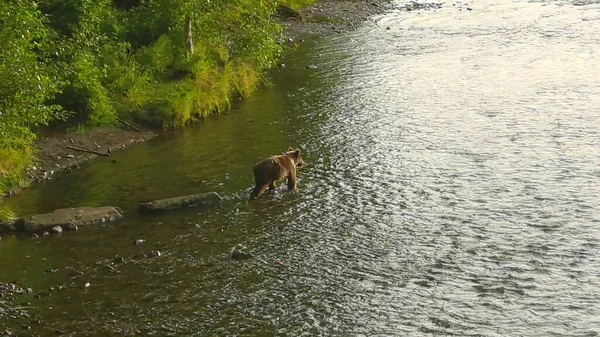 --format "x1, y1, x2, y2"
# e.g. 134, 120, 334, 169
51, 226, 63, 234
14, 206, 123, 233
138, 192, 223, 212
230, 247, 253, 261
65, 223, 78, 231
149, 250, 161, 258
0, 221, 16, 233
